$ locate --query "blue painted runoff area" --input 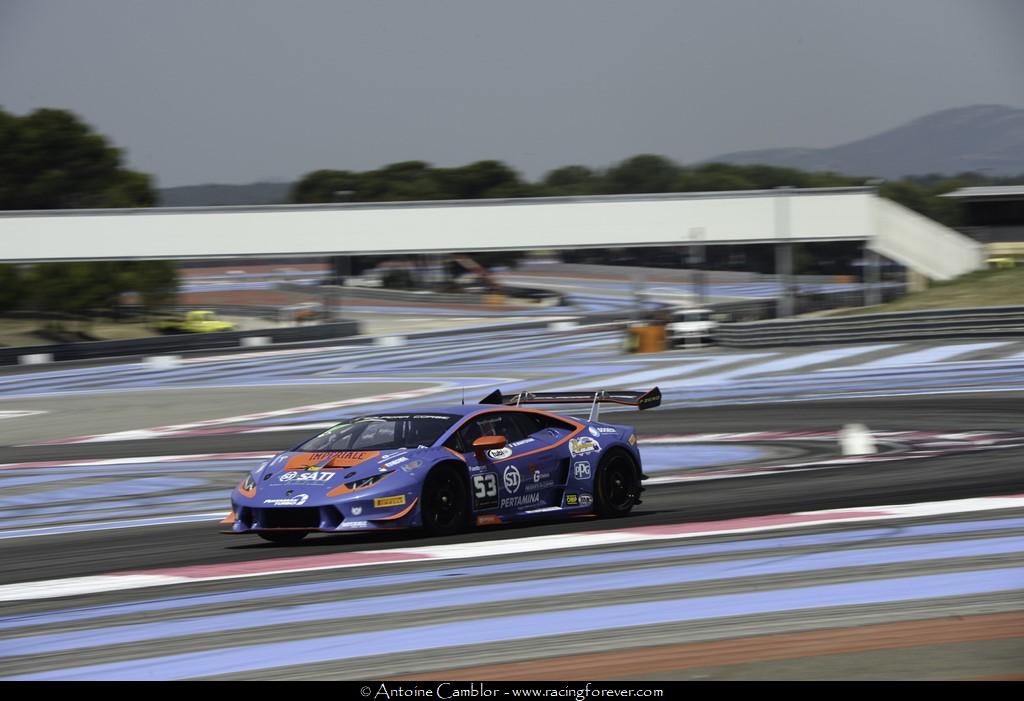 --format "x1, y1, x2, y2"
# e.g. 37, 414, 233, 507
3, 534, 1022, 659
9, 565, 1024, 680
0, 478, 207, 510
639, 444, 767, 472
2, 516, 1021, 634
